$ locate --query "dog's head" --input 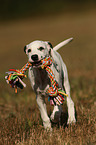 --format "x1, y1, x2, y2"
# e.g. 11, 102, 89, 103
24, 40, 53, 67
